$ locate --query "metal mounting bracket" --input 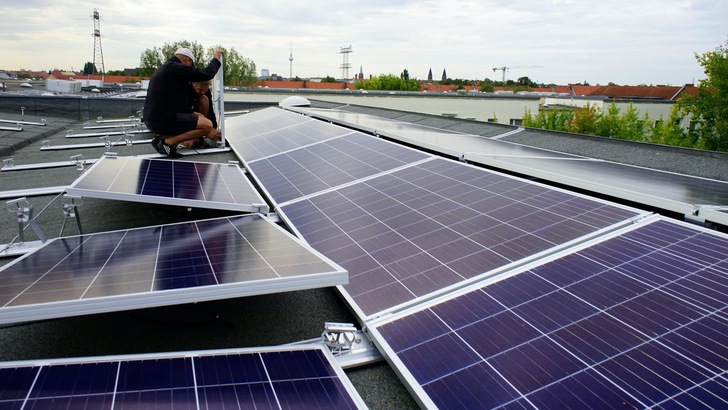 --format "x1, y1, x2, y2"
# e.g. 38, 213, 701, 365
60, 195, 83, 236
6, 197, 47, 244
